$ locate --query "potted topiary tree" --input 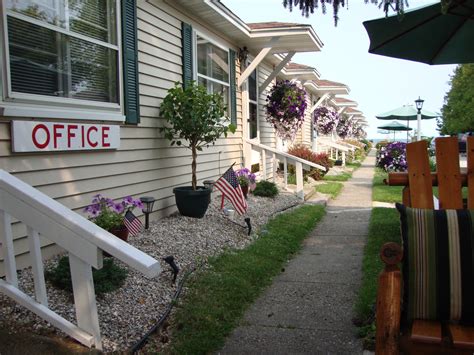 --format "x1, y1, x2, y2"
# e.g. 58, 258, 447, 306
159, 82, 235, 218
